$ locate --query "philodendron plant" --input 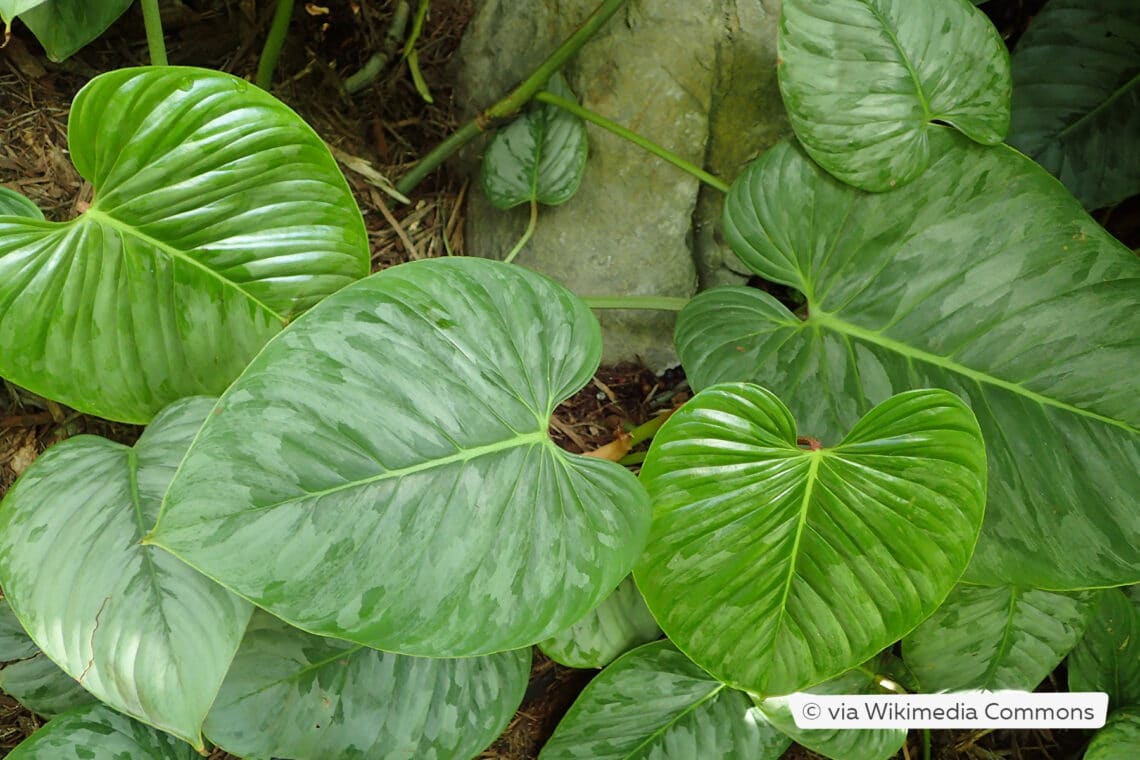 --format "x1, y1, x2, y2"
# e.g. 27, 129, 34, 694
0, 0, 1137, 758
